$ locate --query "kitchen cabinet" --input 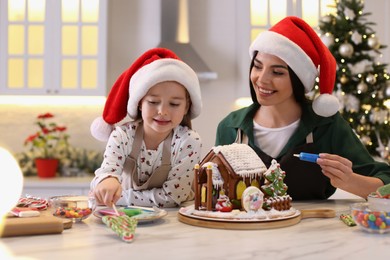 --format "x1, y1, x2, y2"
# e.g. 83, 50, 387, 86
22, 176, 93, 199
0, 0, 107, 96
